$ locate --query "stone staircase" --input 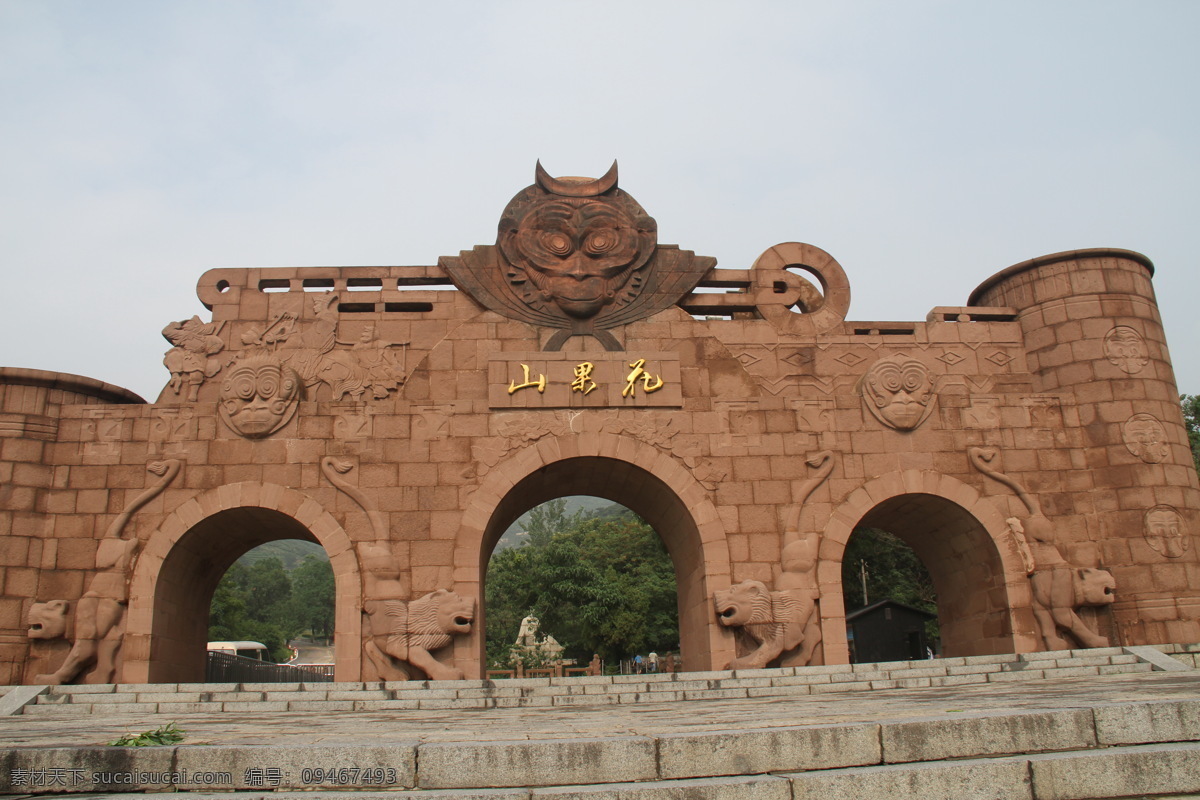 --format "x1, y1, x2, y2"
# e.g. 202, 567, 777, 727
8, 645, 1183, 716
0, 644, 1197, 798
